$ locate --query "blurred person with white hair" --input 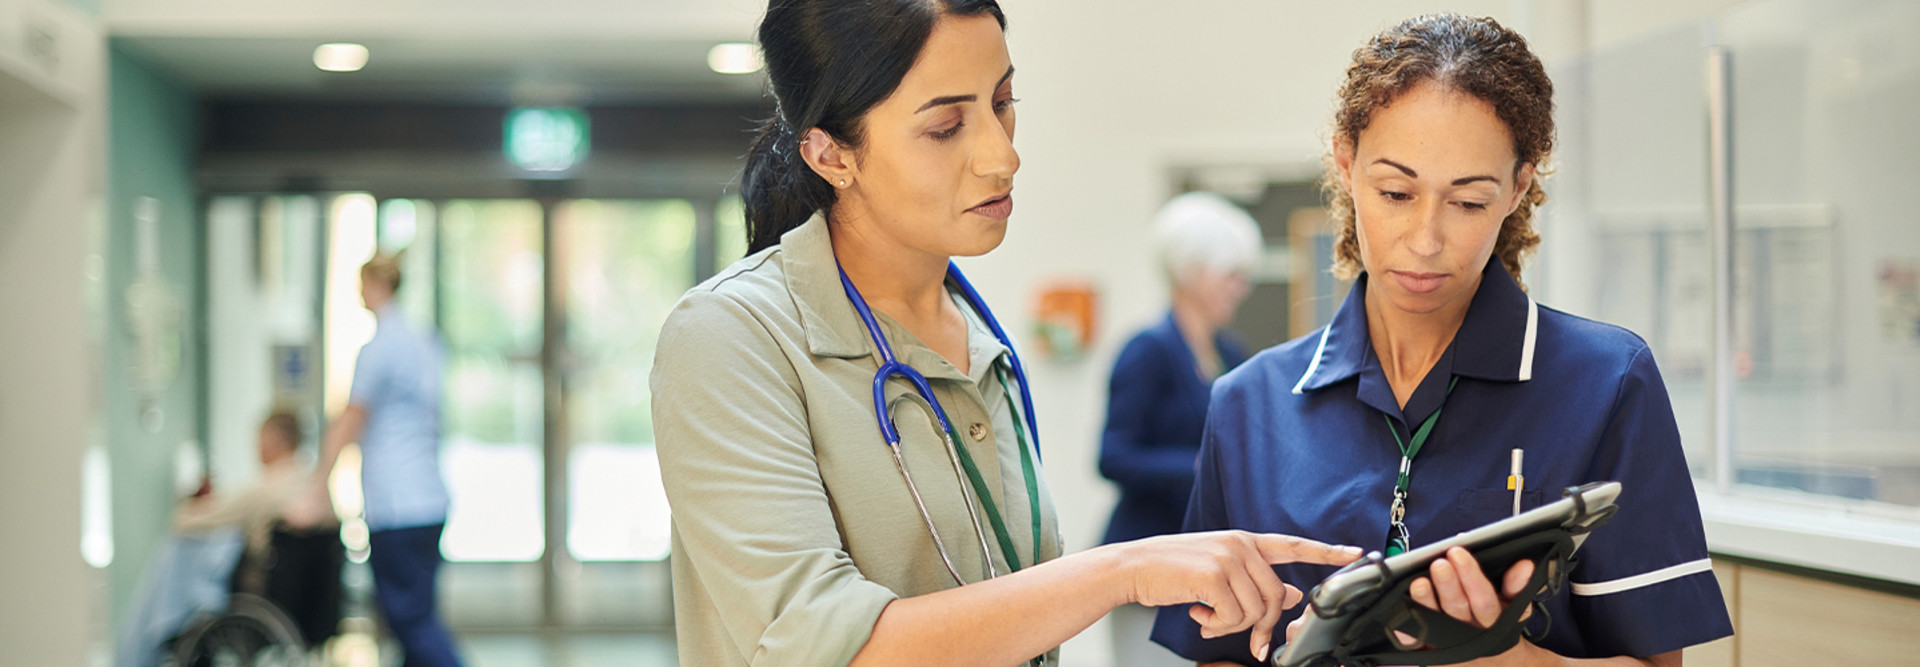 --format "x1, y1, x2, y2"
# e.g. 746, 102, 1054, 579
1098, 191, 1264, 667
